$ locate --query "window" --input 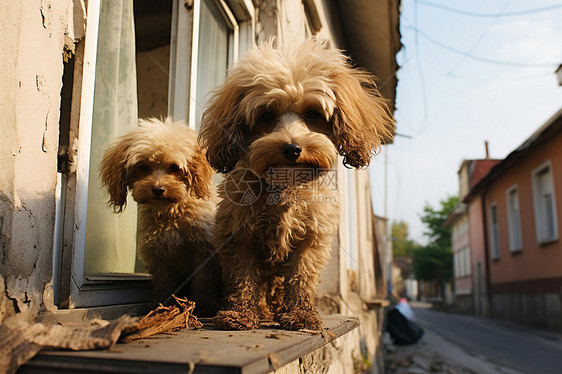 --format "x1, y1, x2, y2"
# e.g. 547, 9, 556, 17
169, 0, 255, 128
454, 247, 471, 278
505, 185, 523, 252
454, 251, 460, 278
56, 0, 255, 308
345, 169, 358, 271
490, 203, 500, 260
532, 161, 559, 244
